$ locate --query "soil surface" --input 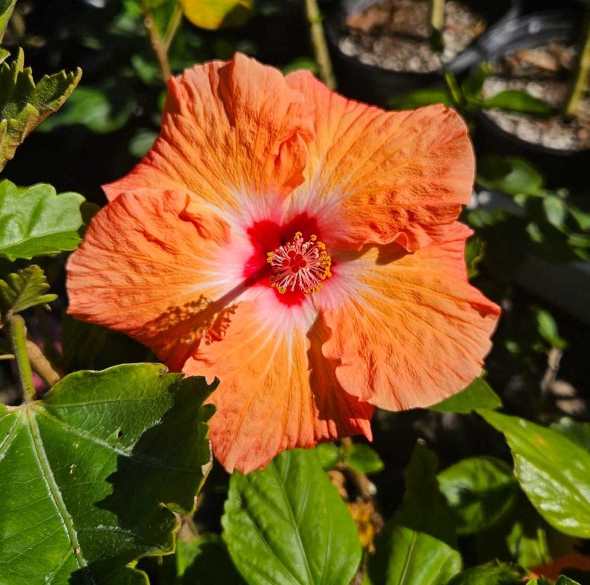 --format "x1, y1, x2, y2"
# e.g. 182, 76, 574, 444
338, 0, 486, 73
482, 42, 590, 152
